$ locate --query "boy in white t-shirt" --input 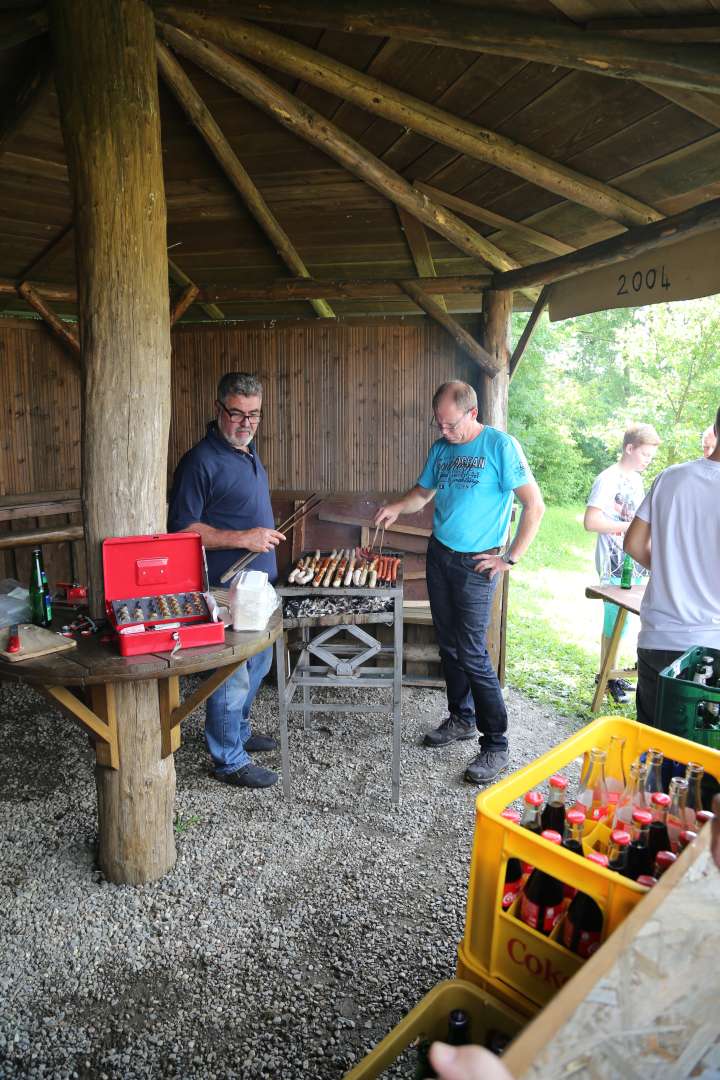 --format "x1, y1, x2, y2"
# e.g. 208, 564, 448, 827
584, 423, 660, 703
